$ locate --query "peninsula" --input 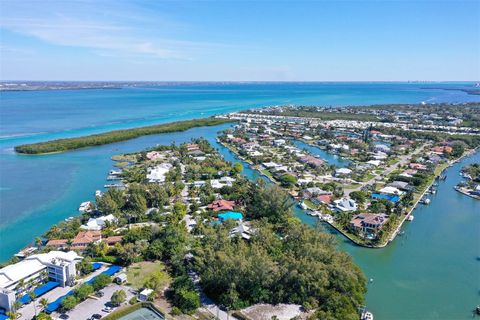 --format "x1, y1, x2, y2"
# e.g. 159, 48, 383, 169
219, 103, 480, 247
